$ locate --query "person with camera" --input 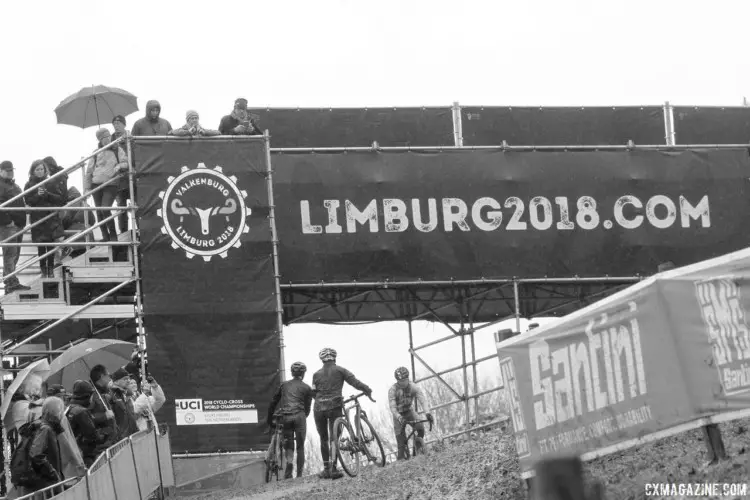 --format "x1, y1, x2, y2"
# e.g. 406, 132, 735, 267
127, 374, 165, 432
